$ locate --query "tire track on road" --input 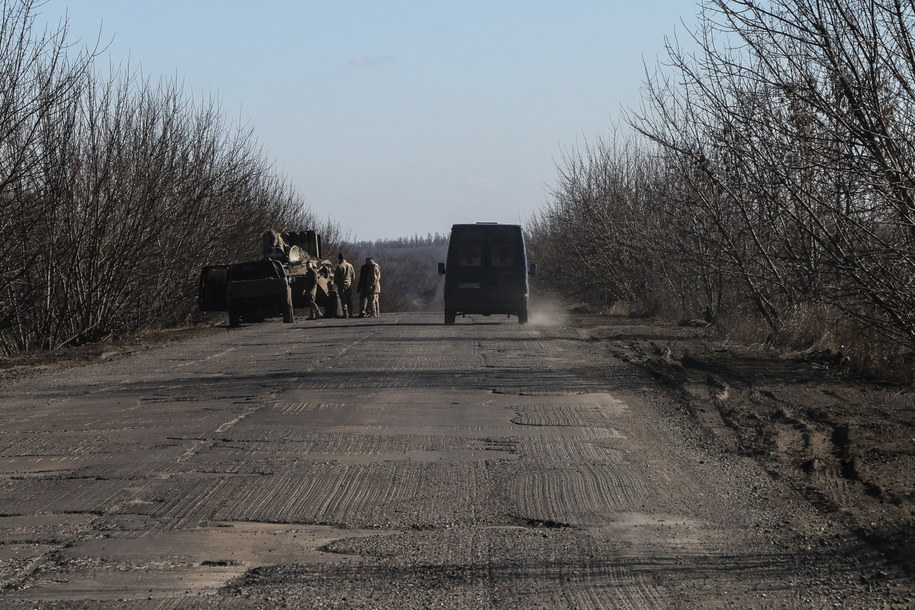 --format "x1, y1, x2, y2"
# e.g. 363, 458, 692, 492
0, 323, 371, 594
508, 464, 648, 526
